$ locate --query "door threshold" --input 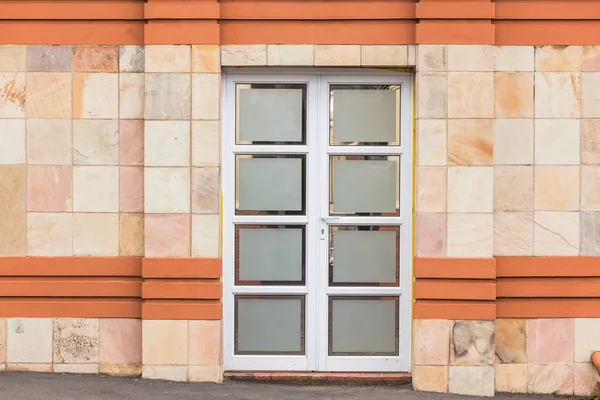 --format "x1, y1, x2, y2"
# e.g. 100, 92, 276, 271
224, 371, 412, 385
